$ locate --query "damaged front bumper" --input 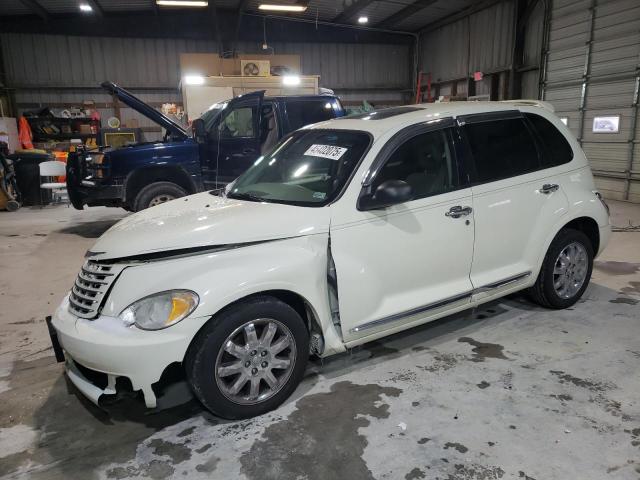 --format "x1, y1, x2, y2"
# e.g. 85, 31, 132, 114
49, 295, 205, 408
